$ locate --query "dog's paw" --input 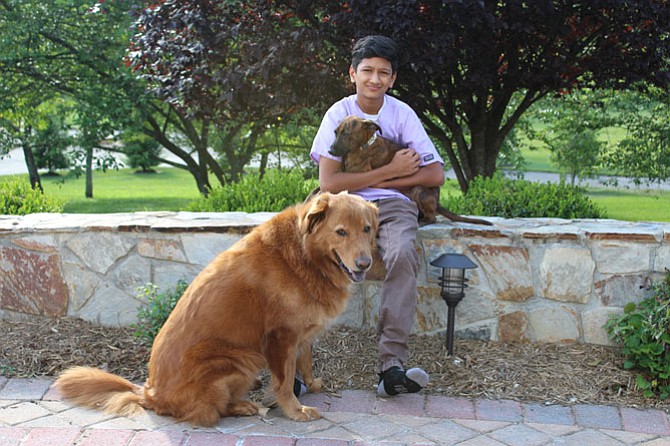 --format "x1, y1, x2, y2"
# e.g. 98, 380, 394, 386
306, 377, 323, 393
228, 401, 260, 417
288, 405, 321, 421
